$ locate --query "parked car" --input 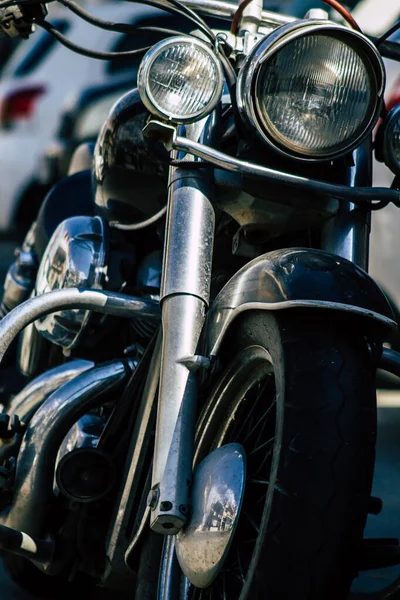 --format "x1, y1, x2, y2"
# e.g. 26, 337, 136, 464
0, 1, 179, 235
38, 77, 135, 192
